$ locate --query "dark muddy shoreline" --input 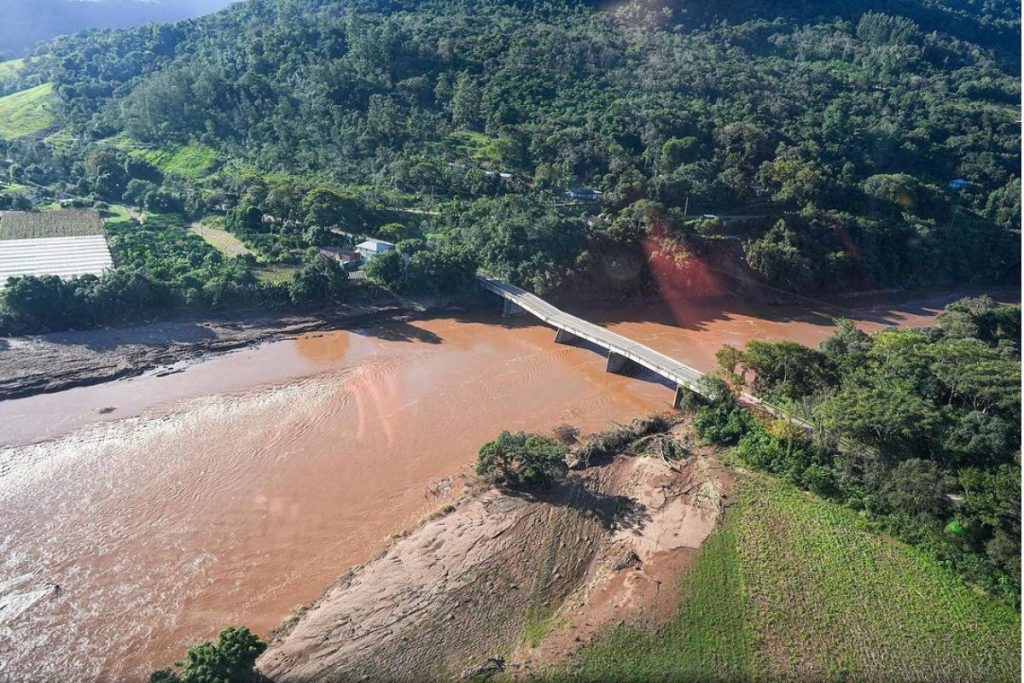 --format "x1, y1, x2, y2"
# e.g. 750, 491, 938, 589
0, 302, 454, 402
1, 283, 1015, 404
